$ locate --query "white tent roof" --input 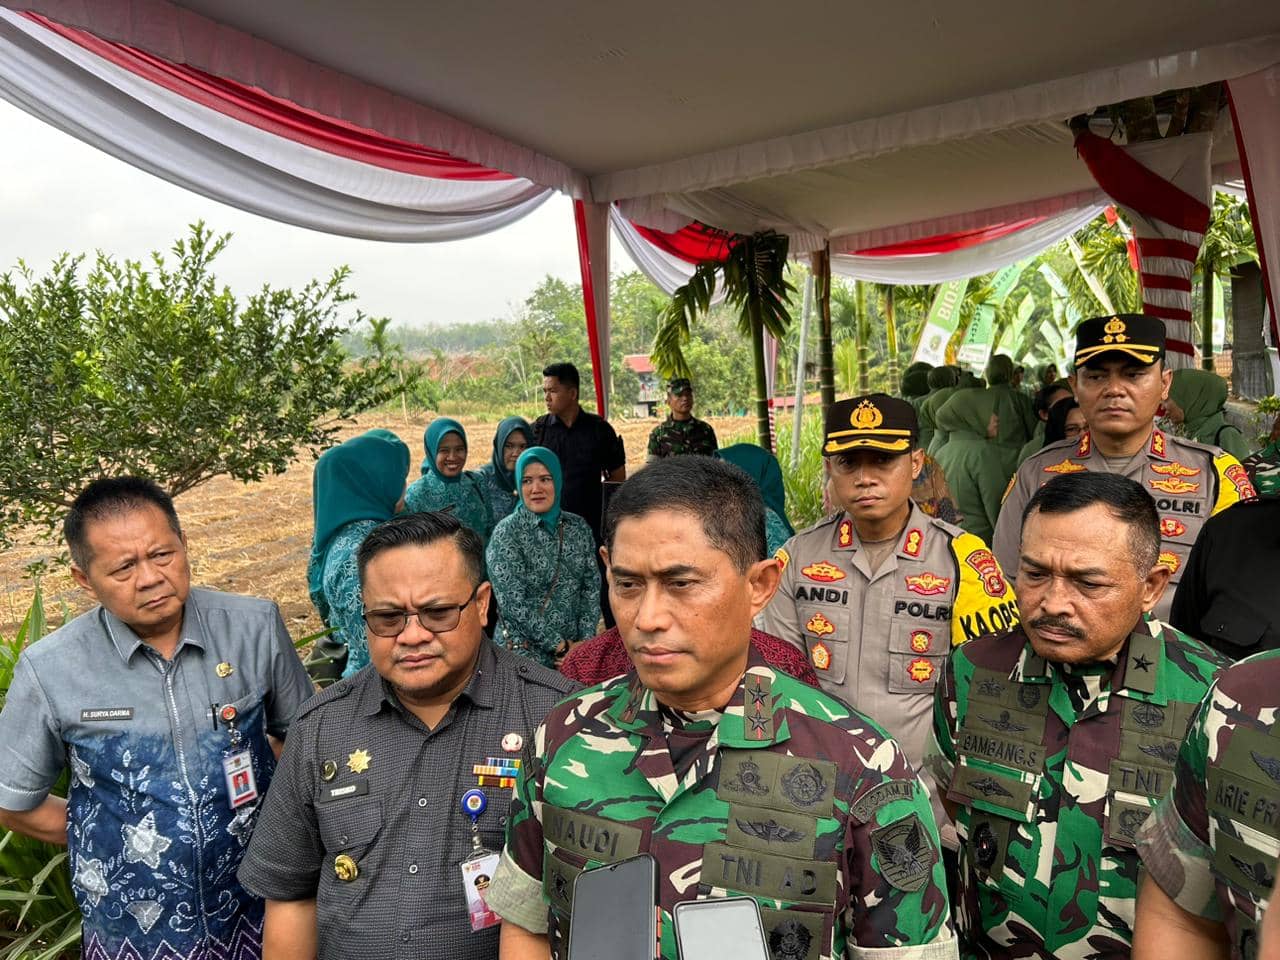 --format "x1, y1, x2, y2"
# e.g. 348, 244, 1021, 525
8, 0, 1280, 246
